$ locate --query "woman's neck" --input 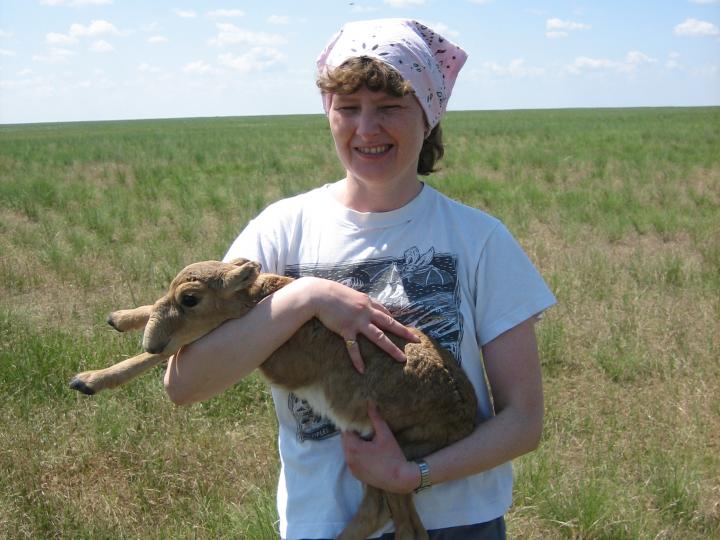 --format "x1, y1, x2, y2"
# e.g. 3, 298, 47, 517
332, 176, 423, 213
